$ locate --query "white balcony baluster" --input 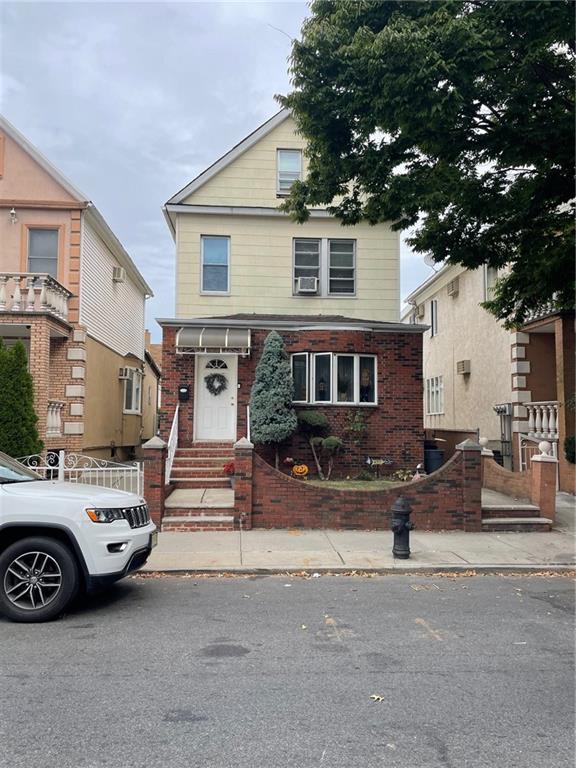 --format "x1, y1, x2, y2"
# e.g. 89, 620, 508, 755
46, 401, 65, 436
11, 277, 22, 312
0, 273, 72, 319
525, 402, 559, 441
0, 276, 8, 311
